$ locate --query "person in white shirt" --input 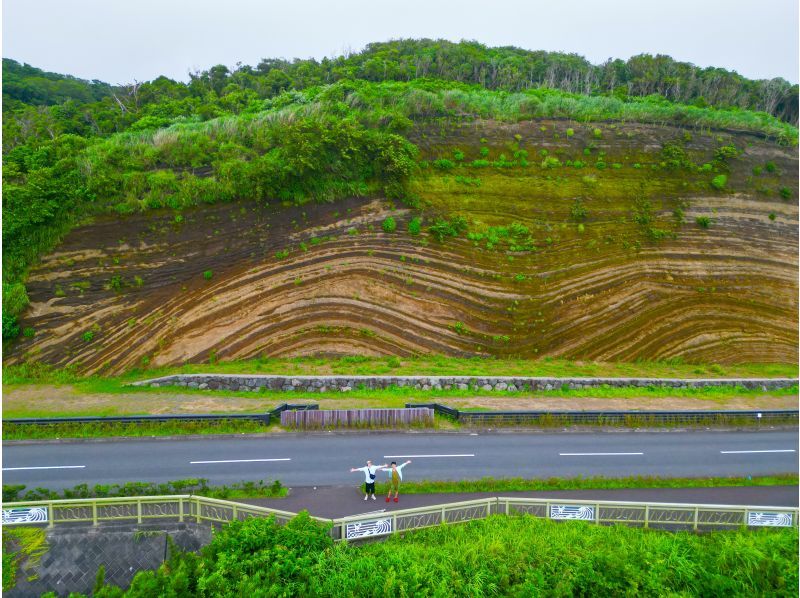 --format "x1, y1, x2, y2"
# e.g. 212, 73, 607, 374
350, 459, 387, 500
380, 460, 412, 503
